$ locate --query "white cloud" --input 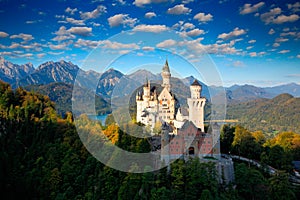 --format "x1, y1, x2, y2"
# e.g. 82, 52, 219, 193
26, 20, 42, 24
193, 12, 213, 23
182, 0, 194, 4
275, 37, 289, 43
10, 33, 34, 41
260, 7, 282, 24
248, 39, 256, 43
156, 39, 177, 48
272, 42, 280, 47
0, 31, 8, 38
167, 4, 191, 15
133, 0, 168, 7
99, 40, 139, 49
297, 54, 300, 58
65, 7, 78, 15
108, 14, 137, 27
117, 0, 126, 5
239, 2, 265, 15
59, 17, 85, 26
133, 24, 169, 33
37, 53, 46, 58
156, 38, 240, 55
74, 38, 140, 50
249, 52, 257, 57
287, 2, 300, 13
142, 46, 154, 51
278, 50, 290, 54
52, 26, 76, 41
272, 14, 299, 24
180, 28, 205, 37
268, 28, 275, 35
183, 22, 195, 30
218, 27, 246, 40
80, 5, 107, 20
68, 27, 92, 36
49, 43, 69, 50
260, 8, 299, 24
145, 12, 156, 18
74, 38, 99, 48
